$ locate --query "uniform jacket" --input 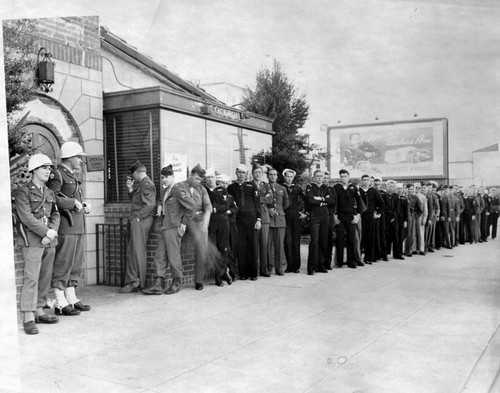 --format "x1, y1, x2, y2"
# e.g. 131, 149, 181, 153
227, 181, 262, 218
253, 180, 273, 224
161, 183, 198, 230
333, 183, 363, 217
268, 182, 289, 228
177, 179, 212, 223
129, 175, 156, 221
431, 193, 440, 220
449, 194, 460, 221
491, 196, 499, 215
475, 194, 484, 214
482, 194, 492, 214
206, 185, 230, 223
463, 196, 477, 217
283, 183, 305, 219
385, 192, 399, 223
398, 194, 409, 223
359, 187, 385, 215
408, 194, 422, 215
416, 193, 428, 224
227, 193, 239, 224
46, 165, 85, 234
305, 183, 335, 217
380, 190, 391, 219
15, 181, 60, 247
440, 194, 451, 220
